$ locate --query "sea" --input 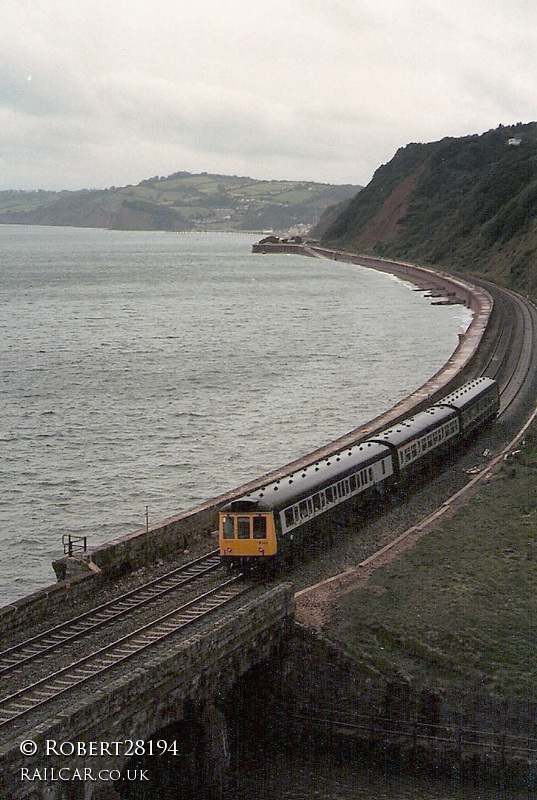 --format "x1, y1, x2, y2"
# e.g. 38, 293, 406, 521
5, 226, 531, 800
0, 226, 472, 606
